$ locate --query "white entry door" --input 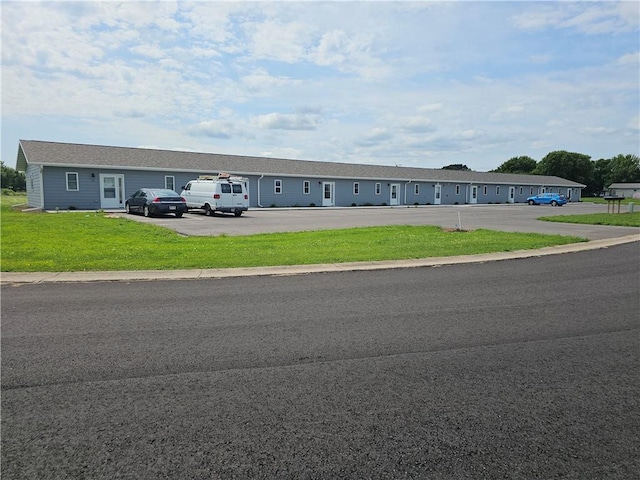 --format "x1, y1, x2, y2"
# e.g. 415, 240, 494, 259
470, 185, 478, 204
508, 186, 515, 203
390, 184, 400, 205
322, 182, 335, 206
434, 184, 442, 205
100, 174, 125, 209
